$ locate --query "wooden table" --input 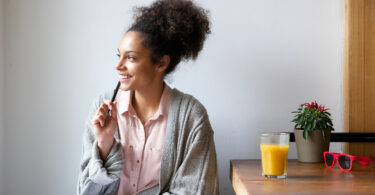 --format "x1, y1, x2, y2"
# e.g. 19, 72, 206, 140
230, 159, 375, 194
